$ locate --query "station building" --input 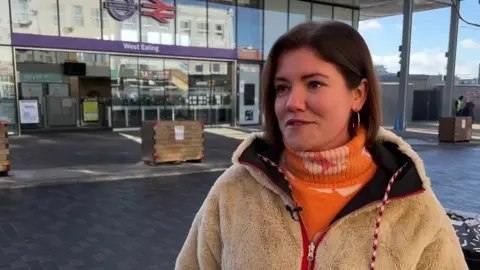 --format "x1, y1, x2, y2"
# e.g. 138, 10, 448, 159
0, 0, 451, 134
